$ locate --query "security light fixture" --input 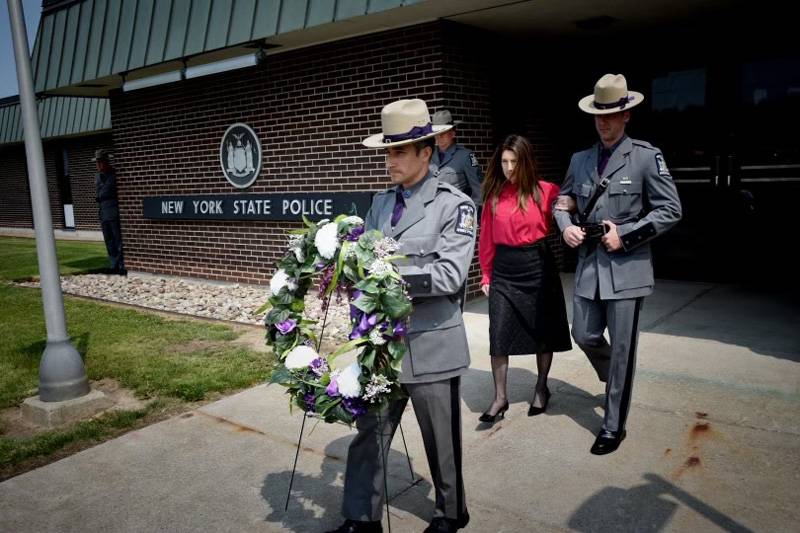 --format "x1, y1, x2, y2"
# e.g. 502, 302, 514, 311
185, 51, 266, 80
122, 70, 184, 92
